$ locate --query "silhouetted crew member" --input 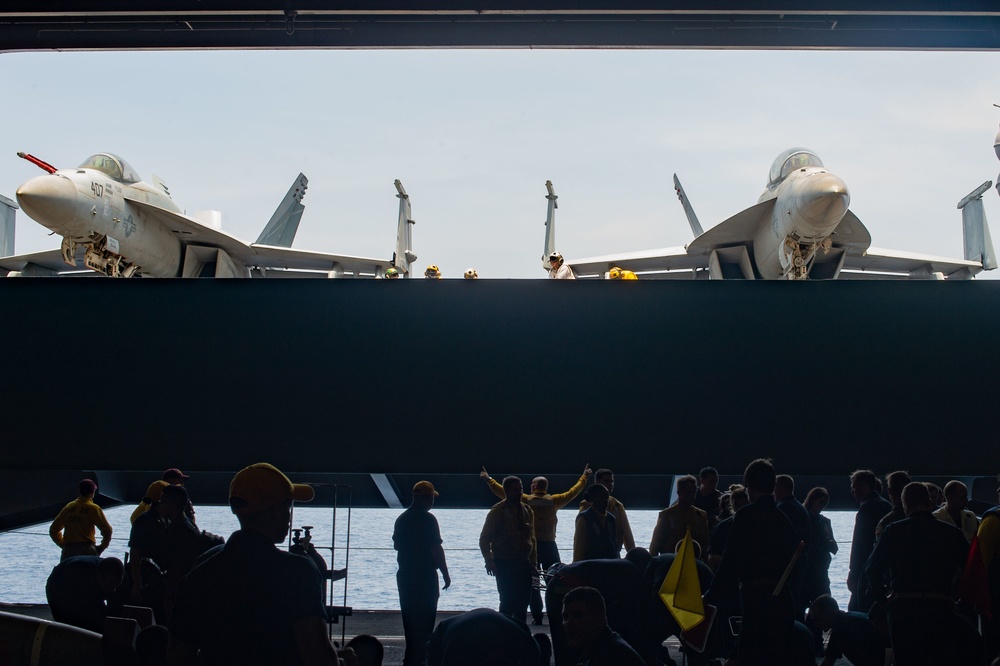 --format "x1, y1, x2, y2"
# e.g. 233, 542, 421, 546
426, 608, 543, 666
874, 470, 911, 540
561, 587, 645, 666
977, 476, 1000, 659
480, 476, 537, 622
49, 479, 113, 561
393, 480, 451, 666
482, 463, 590, 623
847, 469, 891, 611
45, 555, 124, 633
865, 481, 981, 666
705, 458, 799, 666
573, 483, 618, 562
545, 550, 648, 666
807, 594, 884, 666
649, 475, 710, 558
933, 479, 979, 542
775, 474, 810, 620
693, 466, 725, 531
169, 462, 339, 665
581, 468, 636, 554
